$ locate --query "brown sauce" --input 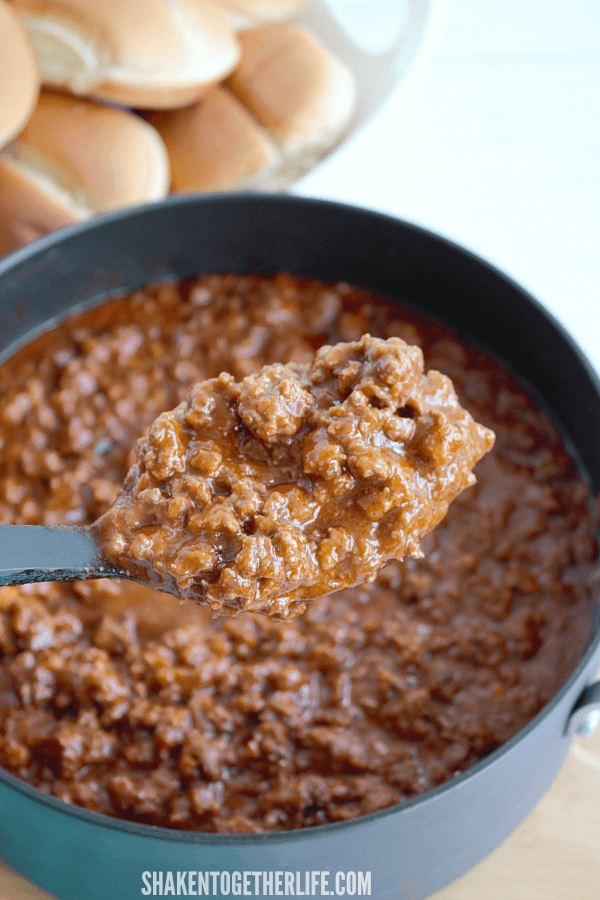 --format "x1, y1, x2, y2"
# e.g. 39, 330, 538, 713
94, 335, 493, 618
0, 273, 596, 832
